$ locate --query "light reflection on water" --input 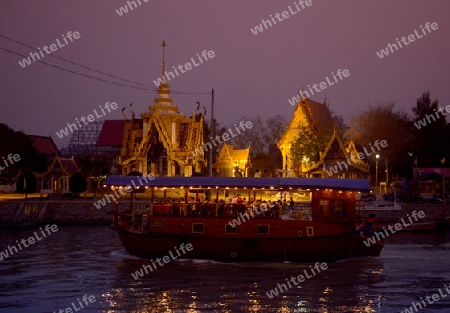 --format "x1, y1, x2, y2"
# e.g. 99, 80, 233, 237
0, 226, 449, 312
